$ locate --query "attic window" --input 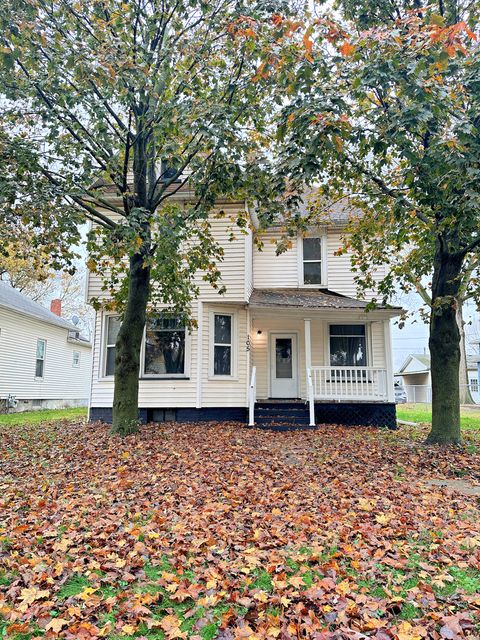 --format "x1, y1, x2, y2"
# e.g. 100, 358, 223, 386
160, 160, 181, 183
